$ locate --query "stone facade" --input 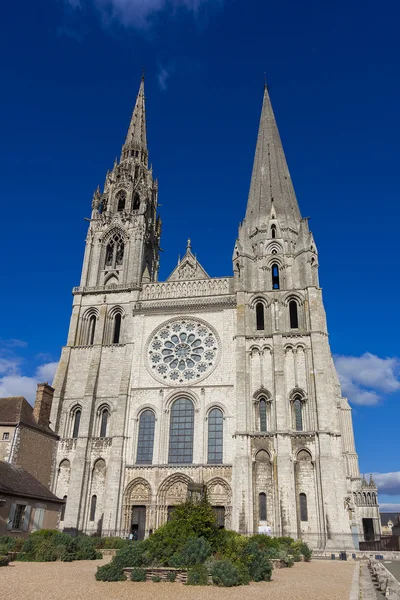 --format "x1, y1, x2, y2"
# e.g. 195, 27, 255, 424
50, 78, 380, 548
